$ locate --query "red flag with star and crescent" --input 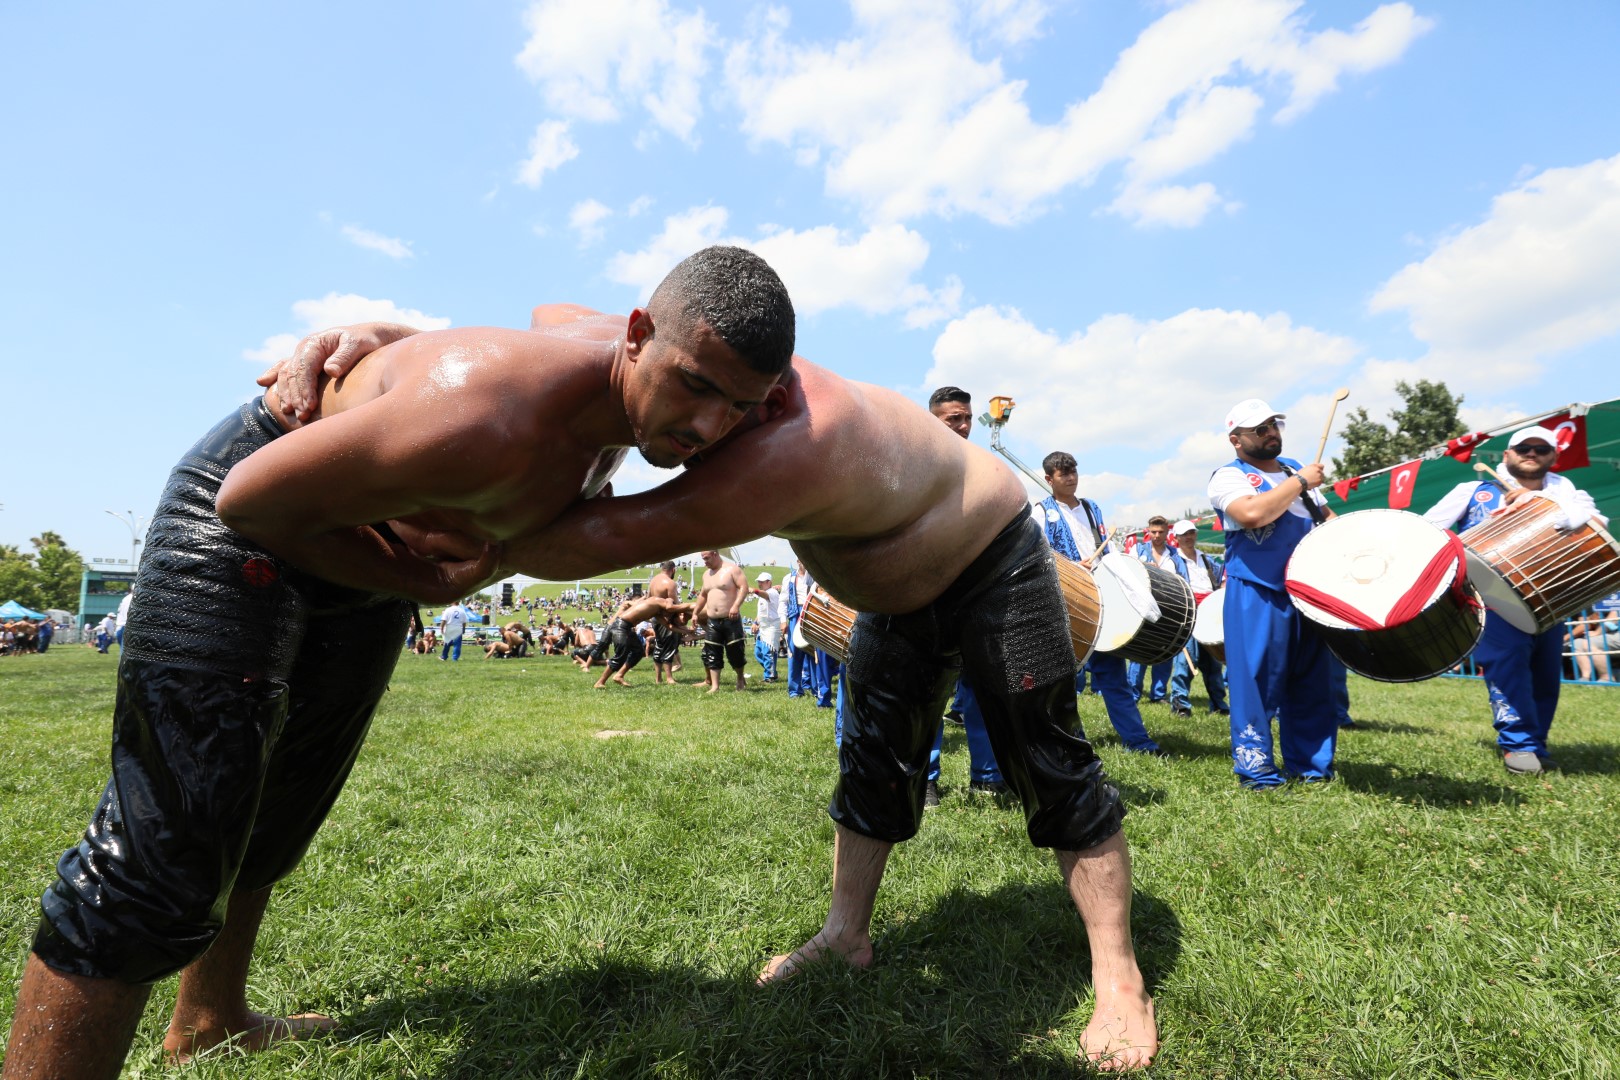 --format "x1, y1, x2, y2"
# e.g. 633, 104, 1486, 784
1332, 476, 1361, 502
1541, 412, 1591, 471
1445, 432, 1486, 463
1388, 459, 1421, 510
